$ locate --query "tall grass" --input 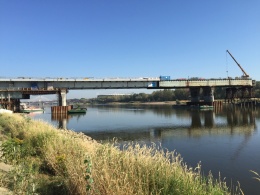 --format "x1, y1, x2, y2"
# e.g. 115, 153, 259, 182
0, 113, 241, 194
